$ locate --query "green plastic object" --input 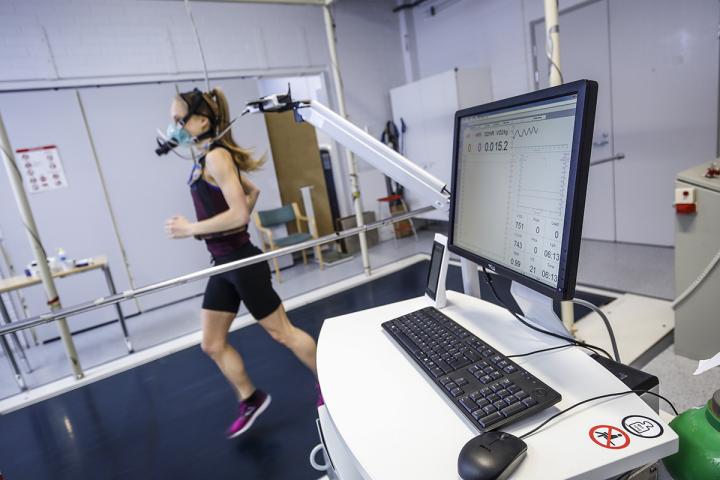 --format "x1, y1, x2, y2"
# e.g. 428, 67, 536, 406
663, 389, 720, 480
